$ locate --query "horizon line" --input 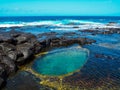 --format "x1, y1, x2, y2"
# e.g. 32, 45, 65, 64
0, 15, 120, 17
